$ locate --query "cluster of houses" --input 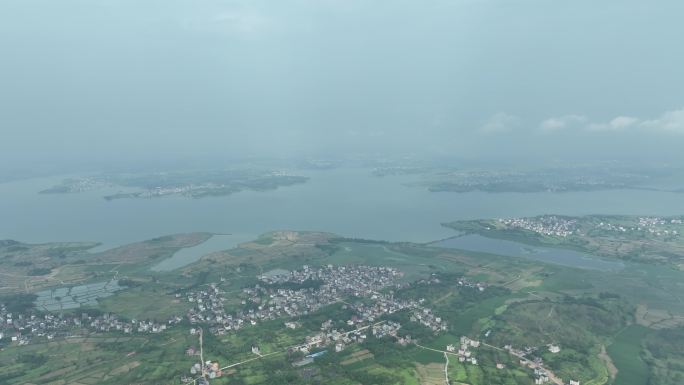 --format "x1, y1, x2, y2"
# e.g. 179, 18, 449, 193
287, 319, 407, 366
186, 265, 407, 336
2, 263, 450, 350
440, 337, 582, 385
497, 215, 684, 239
446, 336, 481, 365
515, 354, 550, 384
509, 345, 575, 385
350, 292, 418, 322
257, 264, 403, 291
532, 367, 551, 384
0, 302, 182, 346
185, 360, 222, 381
410, 306, 448, 333
371, 321, 402, 339
597, 217, 681, 237
456, 277, 487, 291
290, 320, 370, 357
498, 216, 578, 237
